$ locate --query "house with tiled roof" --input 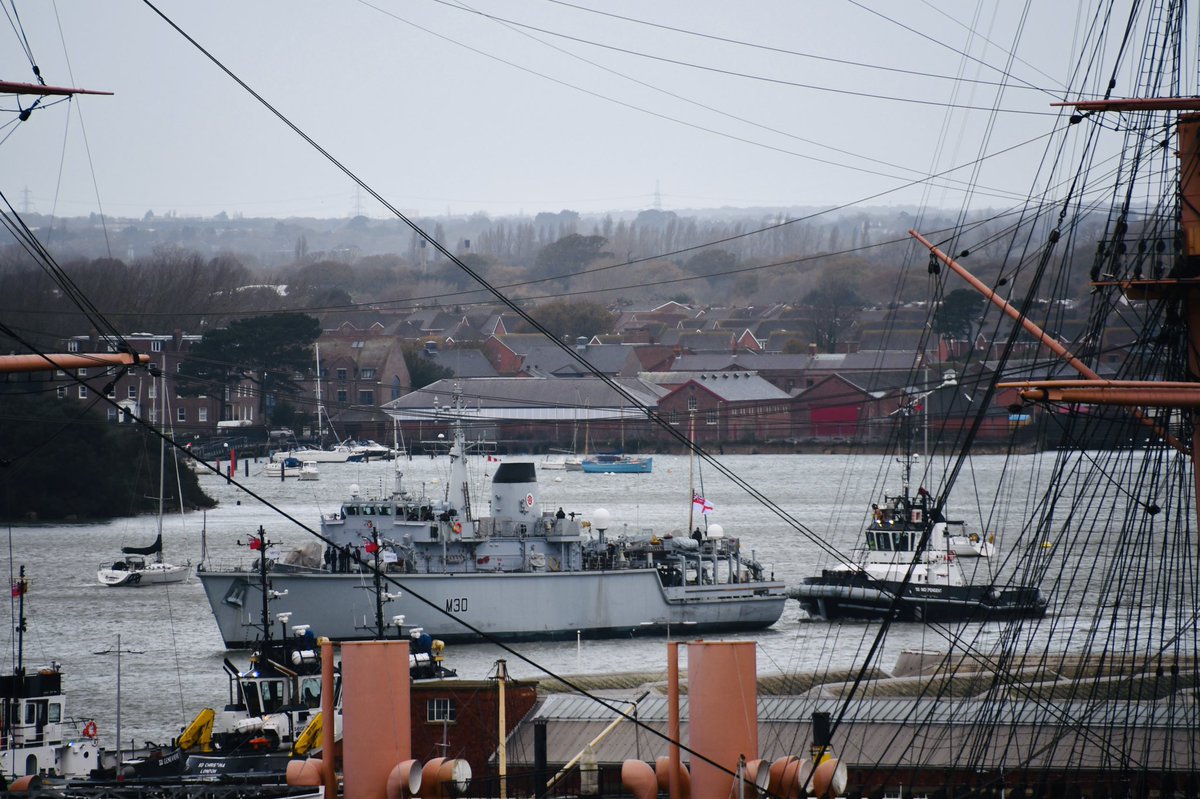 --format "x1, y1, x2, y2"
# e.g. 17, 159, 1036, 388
313, 331, 411, 440
655, 372, 794, 446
